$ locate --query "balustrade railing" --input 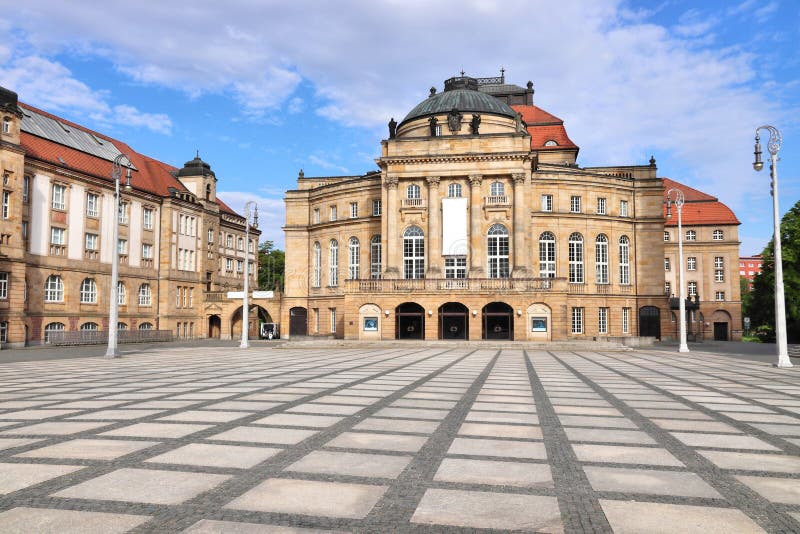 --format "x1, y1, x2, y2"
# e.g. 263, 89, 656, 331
48, 329, 173, 346
345, 277, 564, 293
401, 198, 426, 209
485, 195, 510, 205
